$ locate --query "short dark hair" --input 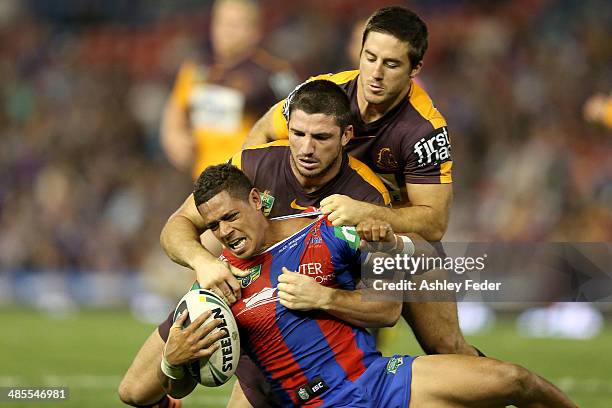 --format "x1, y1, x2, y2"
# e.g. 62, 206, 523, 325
362, 7, 428, 66
283, 79, 352, 132
193, 163, 253, 206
